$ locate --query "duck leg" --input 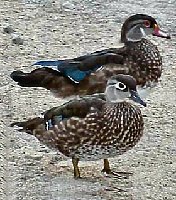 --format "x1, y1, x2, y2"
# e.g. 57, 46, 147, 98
72, 158, 80, 179
102, 159, 132, 178
102, 159, 111, 174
